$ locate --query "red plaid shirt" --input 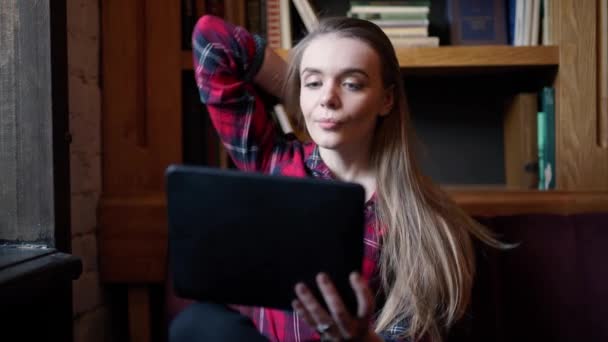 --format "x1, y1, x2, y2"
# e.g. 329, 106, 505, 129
192, 15, 409, 342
